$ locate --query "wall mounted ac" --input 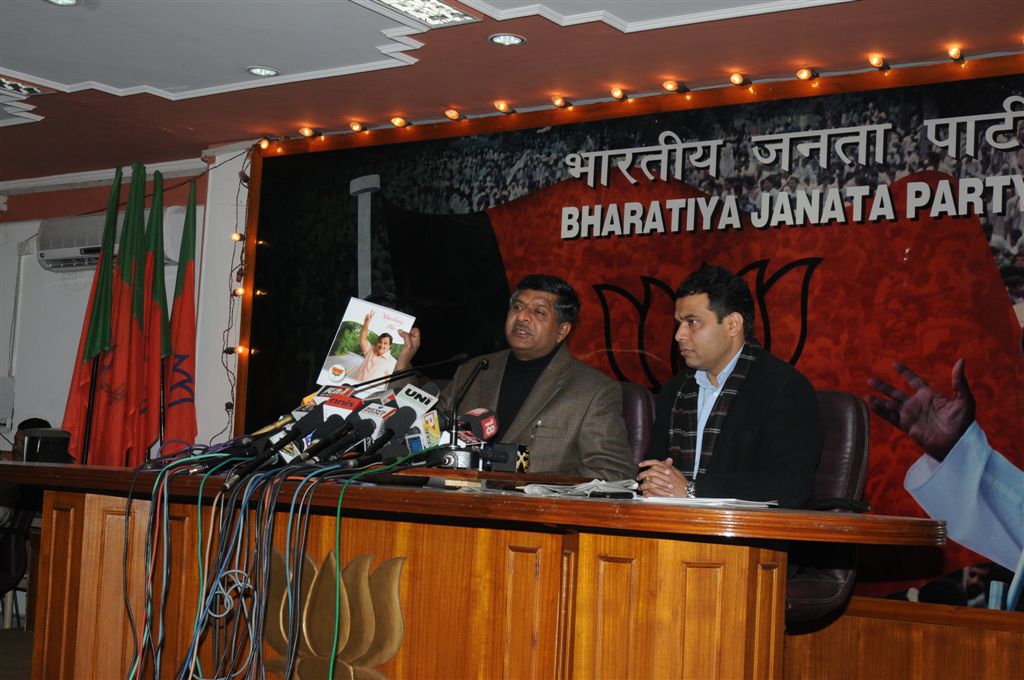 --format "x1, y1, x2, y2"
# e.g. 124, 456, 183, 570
36, 206, 188, 272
